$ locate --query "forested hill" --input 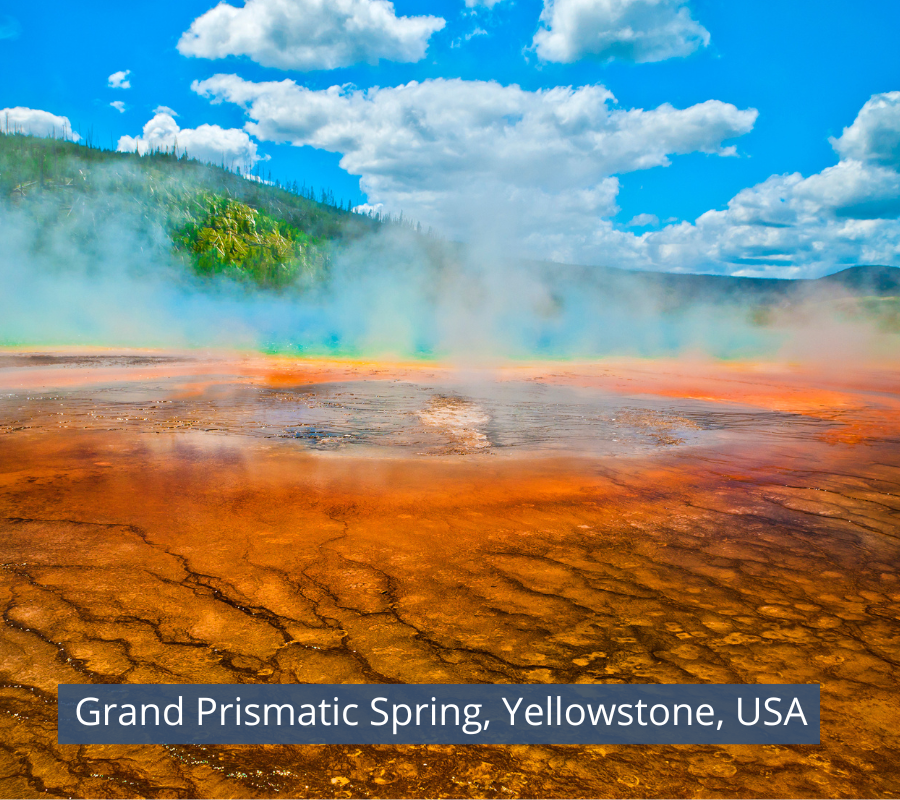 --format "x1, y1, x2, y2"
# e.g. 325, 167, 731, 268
0, 132, 379, 287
